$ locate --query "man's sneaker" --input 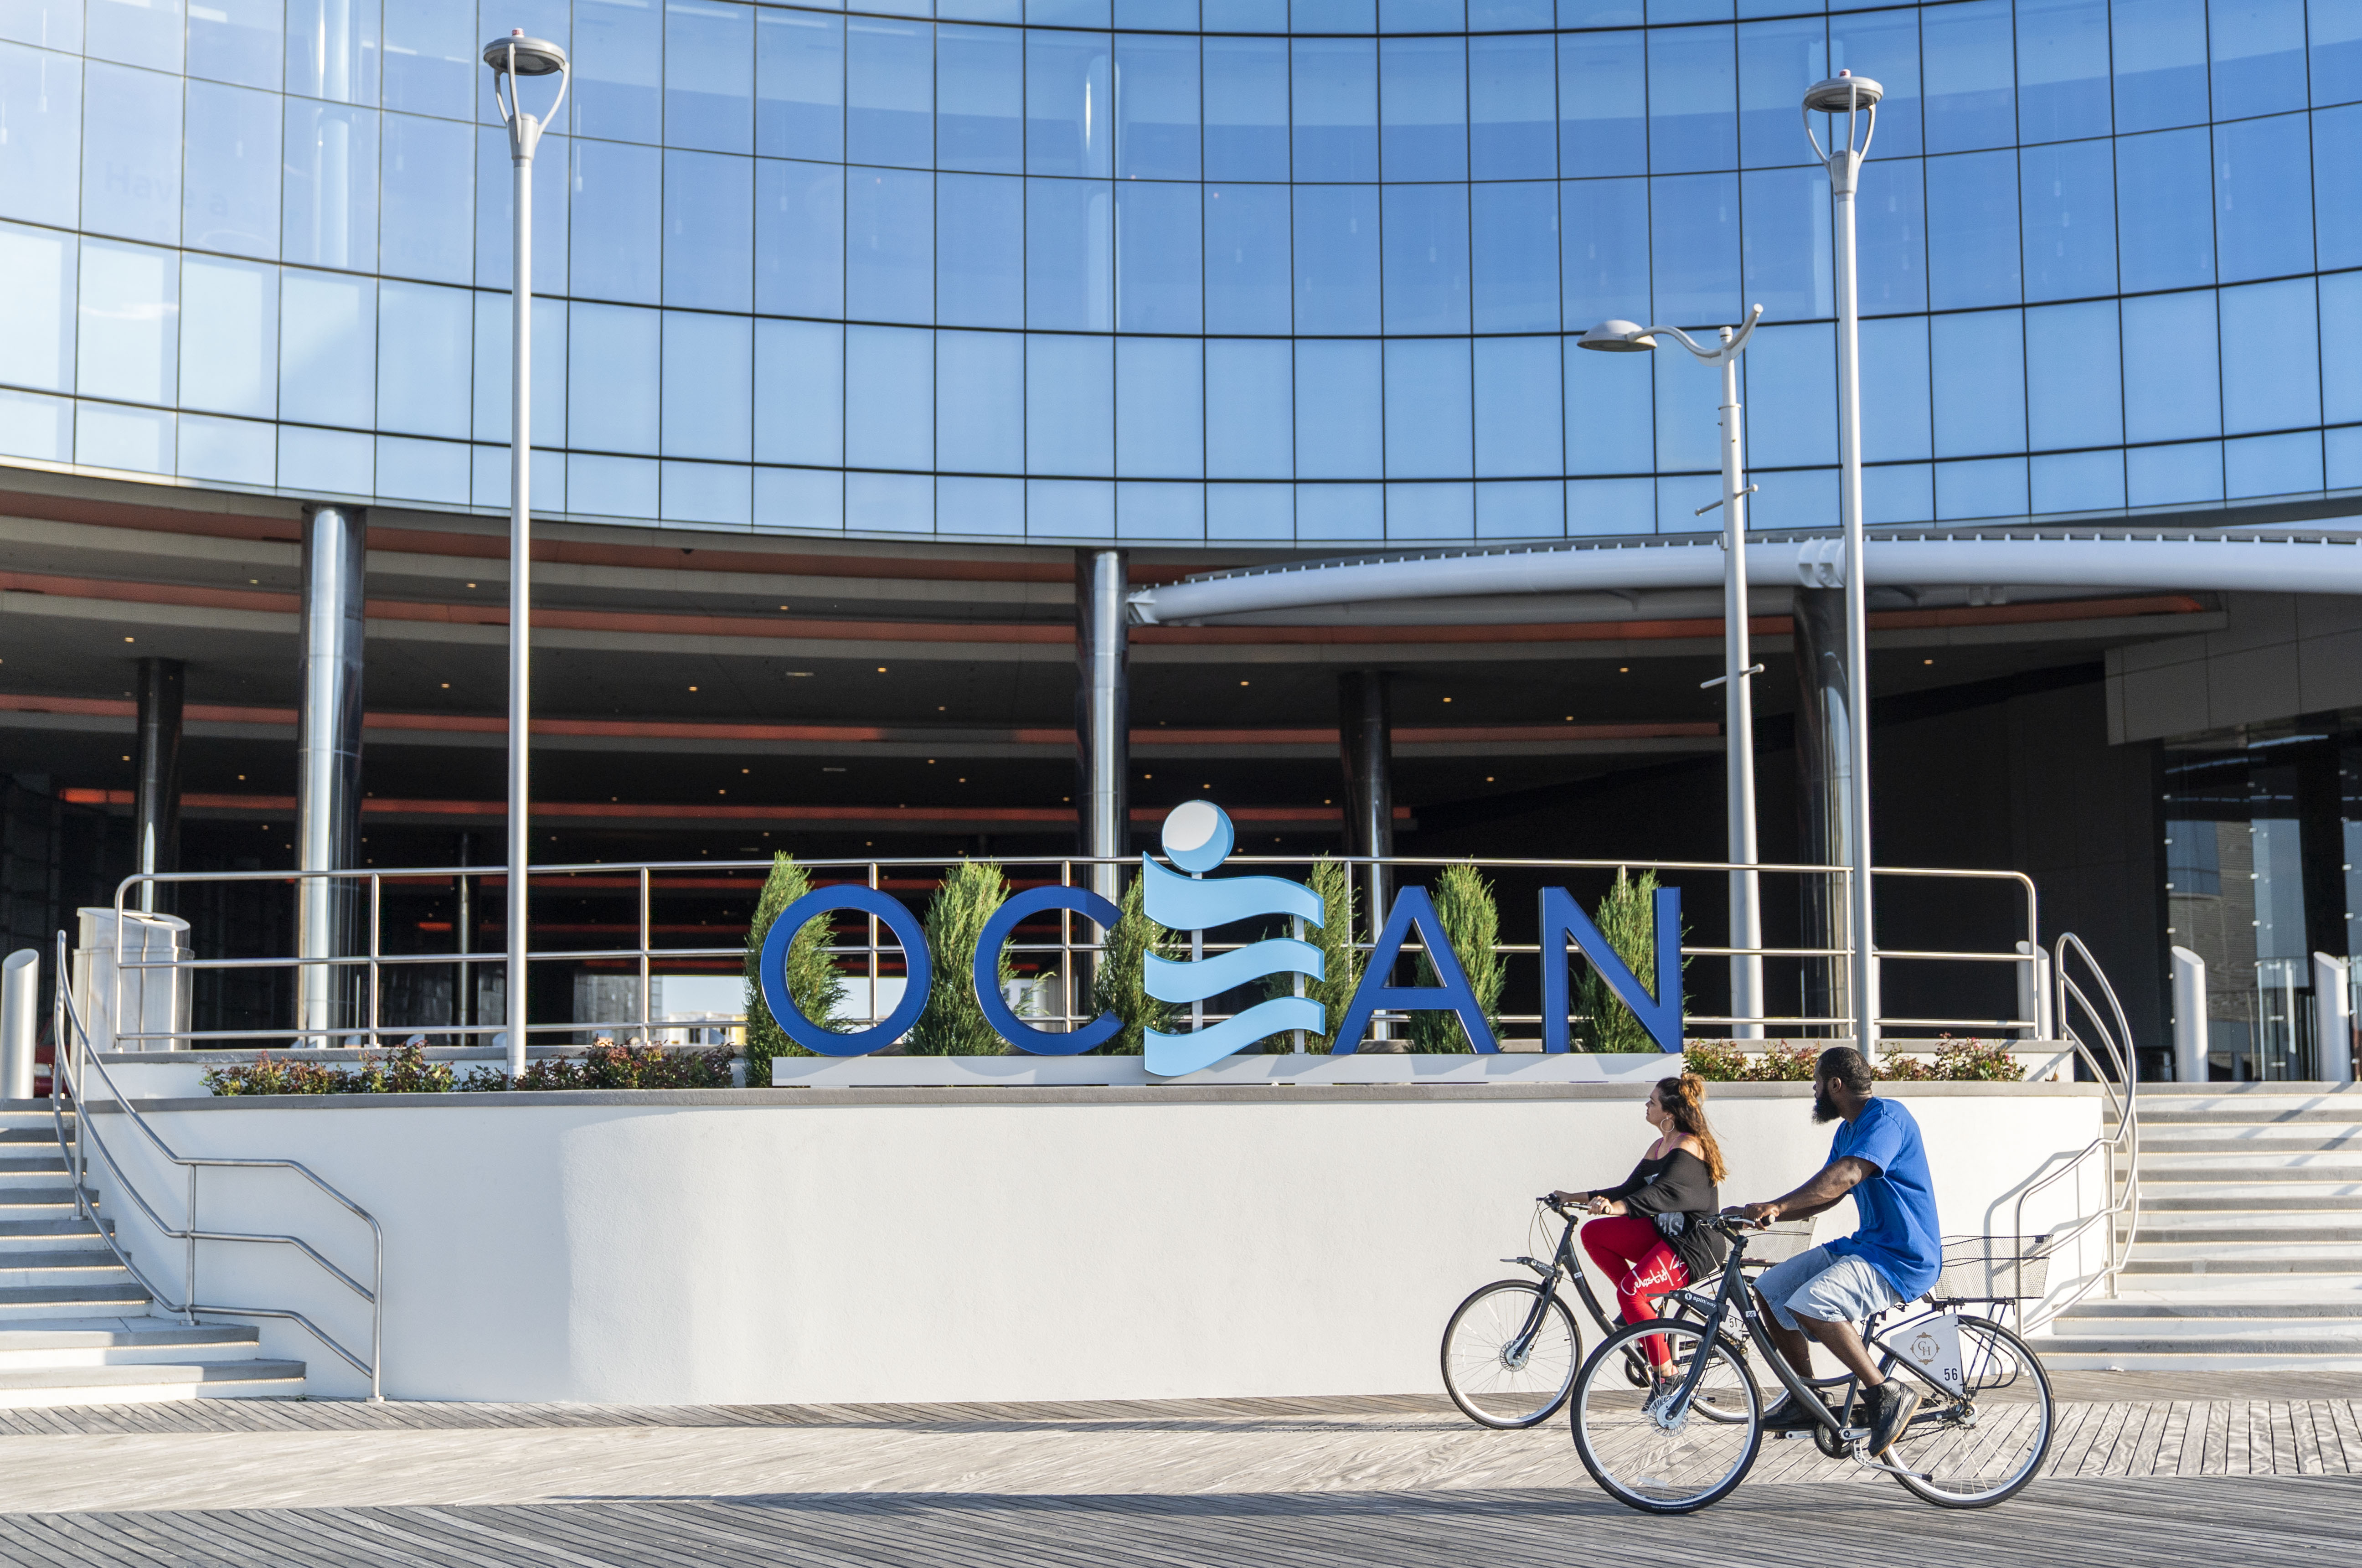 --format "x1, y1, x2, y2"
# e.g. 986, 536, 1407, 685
1760, 1393, 1833, 1433
1863, 1380, 1922, 1455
